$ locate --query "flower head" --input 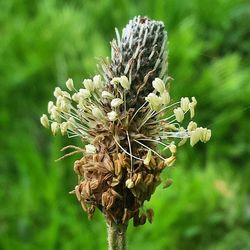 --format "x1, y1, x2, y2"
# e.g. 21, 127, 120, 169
40, 16, 211, 226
